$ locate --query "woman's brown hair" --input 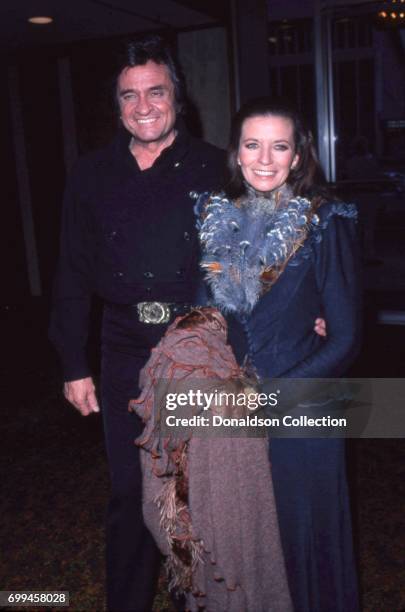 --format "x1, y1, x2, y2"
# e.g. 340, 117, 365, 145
225, 97, 334, 207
